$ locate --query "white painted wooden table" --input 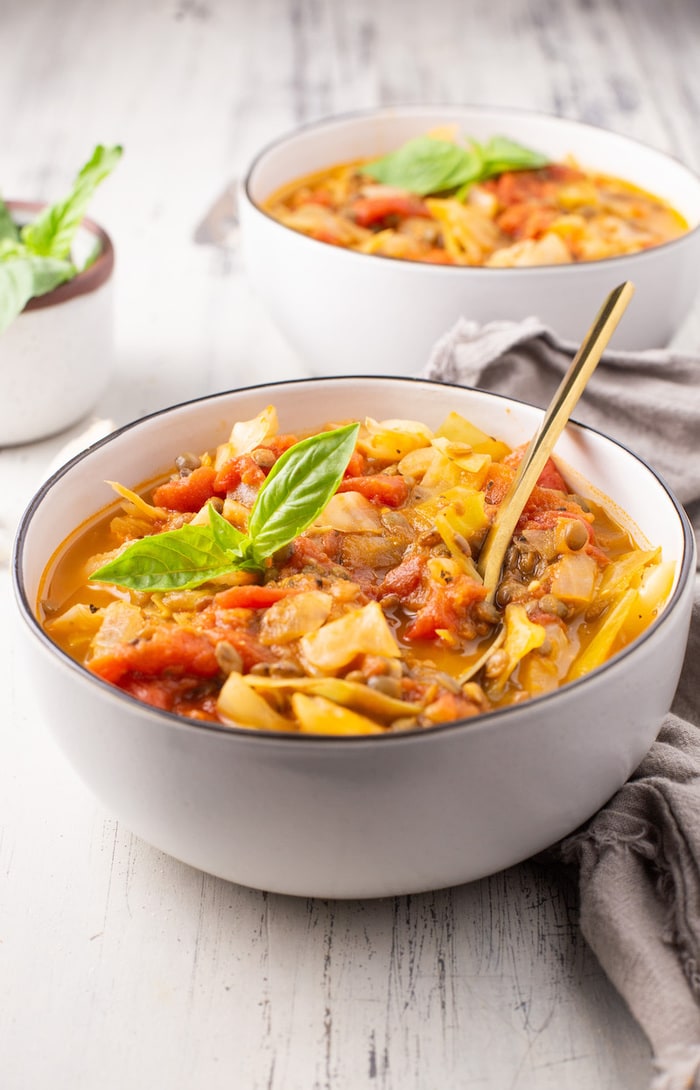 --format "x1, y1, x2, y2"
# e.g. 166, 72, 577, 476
2, 3, 699, 1087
